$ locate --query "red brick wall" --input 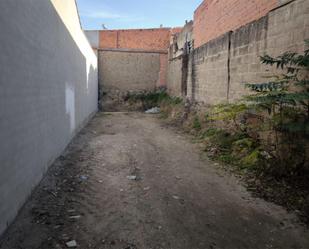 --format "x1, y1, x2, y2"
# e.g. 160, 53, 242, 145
194, 0, 278, 48
99, 30, 118, 48
98, 28, 172, 88
99, 28, 171, 51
